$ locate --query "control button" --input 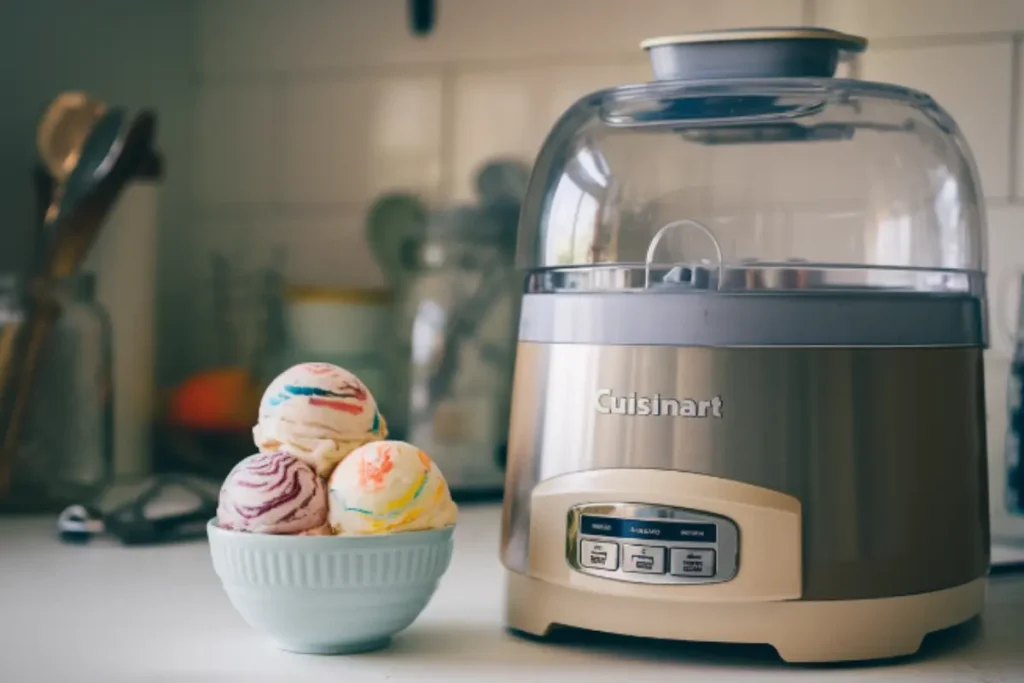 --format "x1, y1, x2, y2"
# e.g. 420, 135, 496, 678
670, 548, 716, 577
580, 539, 619, 570
623, 544, 666, 574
